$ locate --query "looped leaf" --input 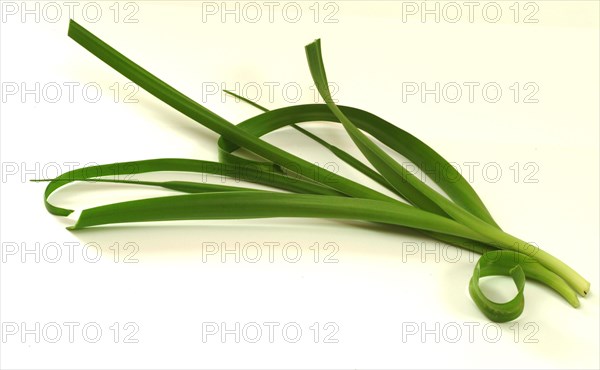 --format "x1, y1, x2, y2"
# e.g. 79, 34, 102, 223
469, 251, 527, 322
